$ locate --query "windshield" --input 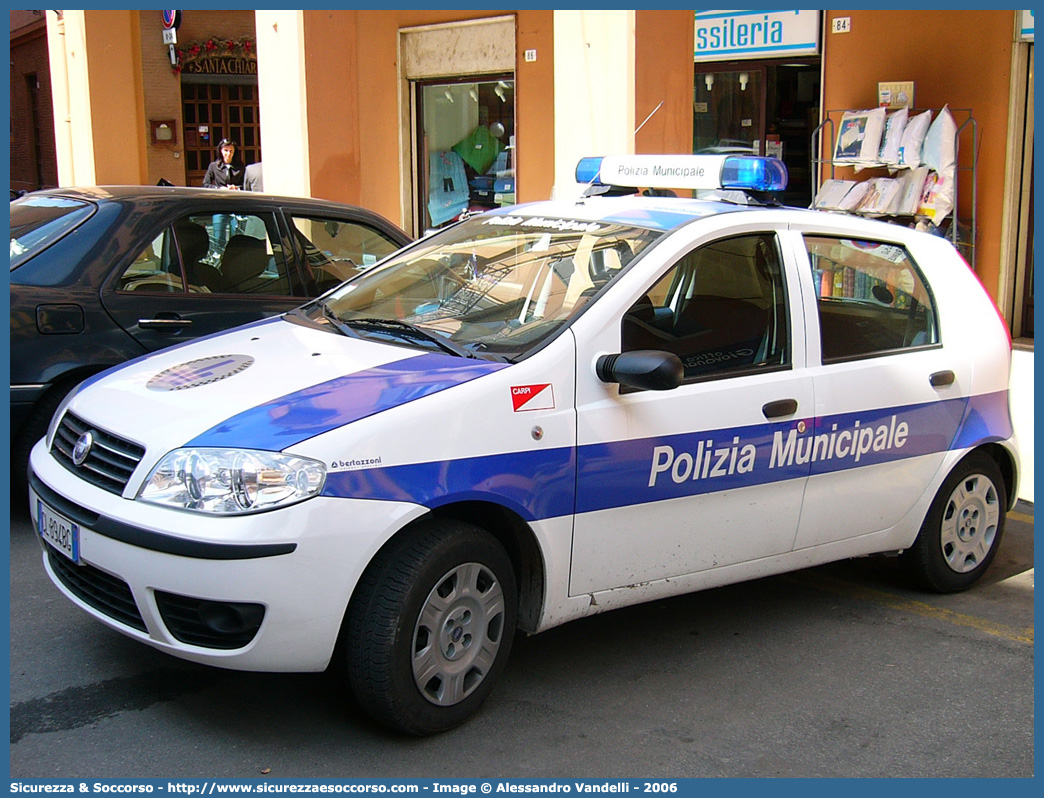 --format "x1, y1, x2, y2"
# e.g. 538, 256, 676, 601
10, 196, 95, 270
308, 213, 664, 361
